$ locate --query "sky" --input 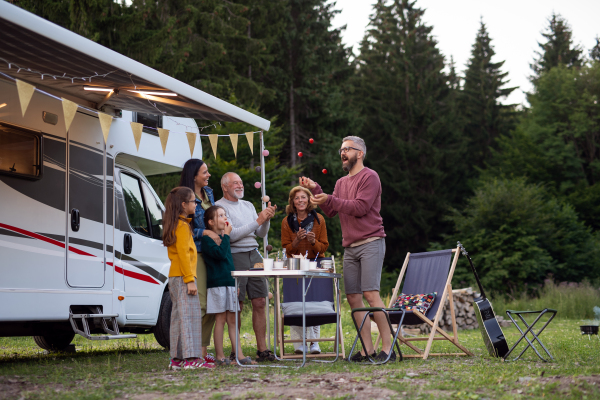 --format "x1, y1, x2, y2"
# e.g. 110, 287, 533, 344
329, 0, 600, 106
